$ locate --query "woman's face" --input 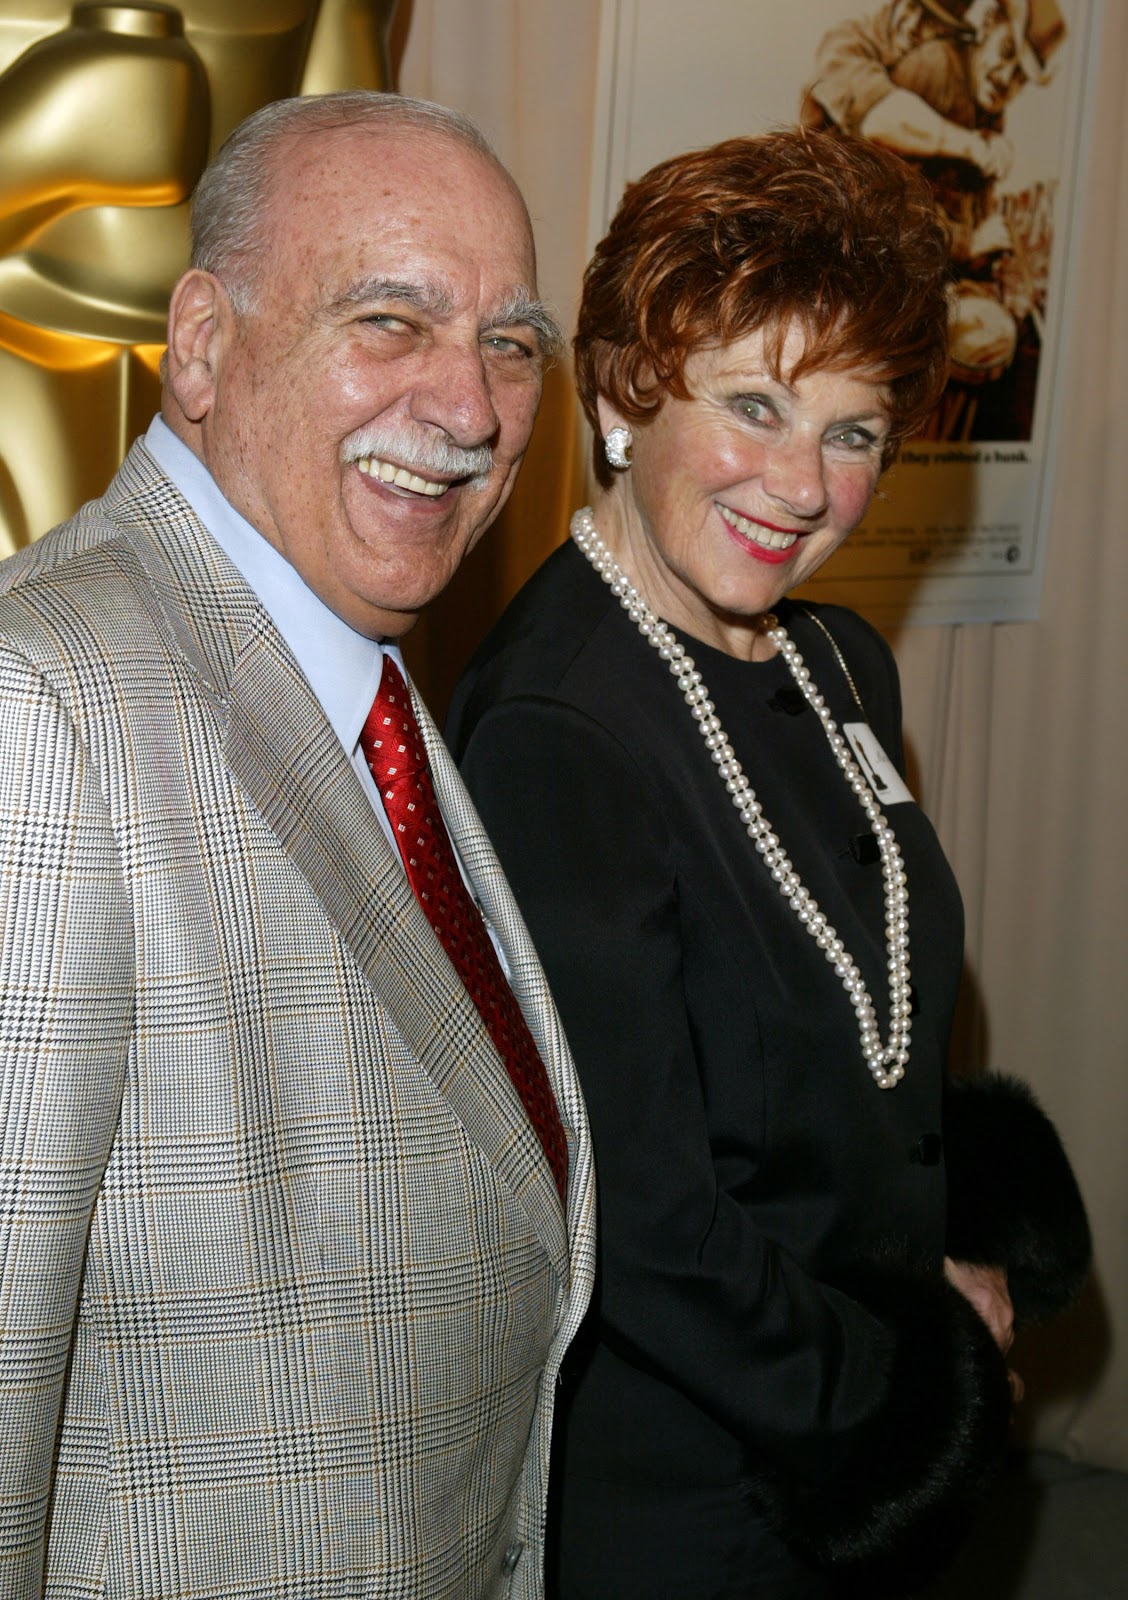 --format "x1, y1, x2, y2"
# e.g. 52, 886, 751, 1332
596, 320, 891, 659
